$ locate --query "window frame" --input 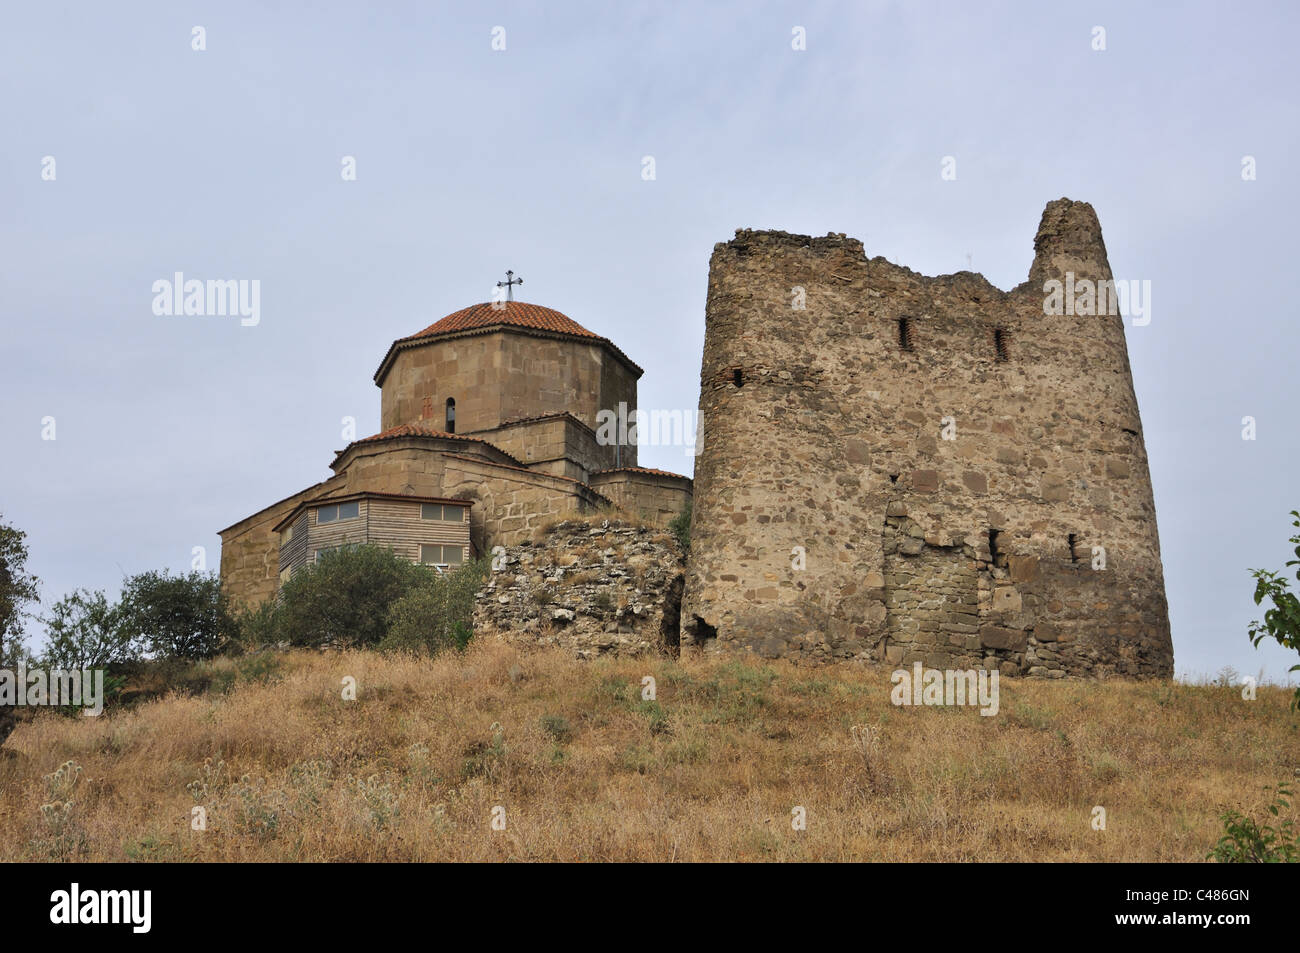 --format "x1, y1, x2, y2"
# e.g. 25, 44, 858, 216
421, 503, 465, 522
317, 501, 360, 524
420, 544, 465, 566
